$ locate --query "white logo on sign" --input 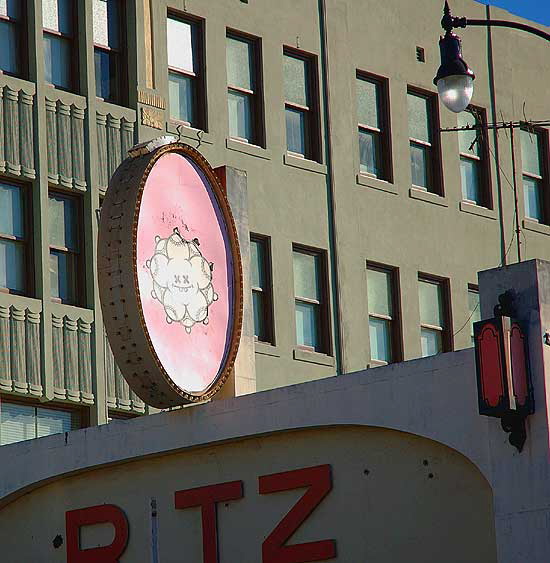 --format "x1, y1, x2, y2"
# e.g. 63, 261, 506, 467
146, 227, 218, 333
